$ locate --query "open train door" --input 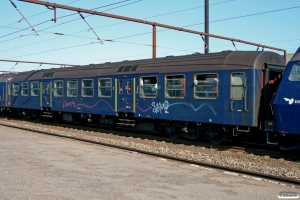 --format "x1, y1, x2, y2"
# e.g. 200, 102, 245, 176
262, 63, 286, 144
263, 64, 286, 121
